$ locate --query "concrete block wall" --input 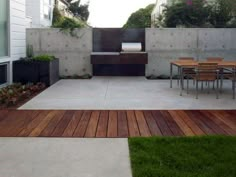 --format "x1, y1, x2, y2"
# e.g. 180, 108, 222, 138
26, 28, 92, 76
146, 28, 236, 76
